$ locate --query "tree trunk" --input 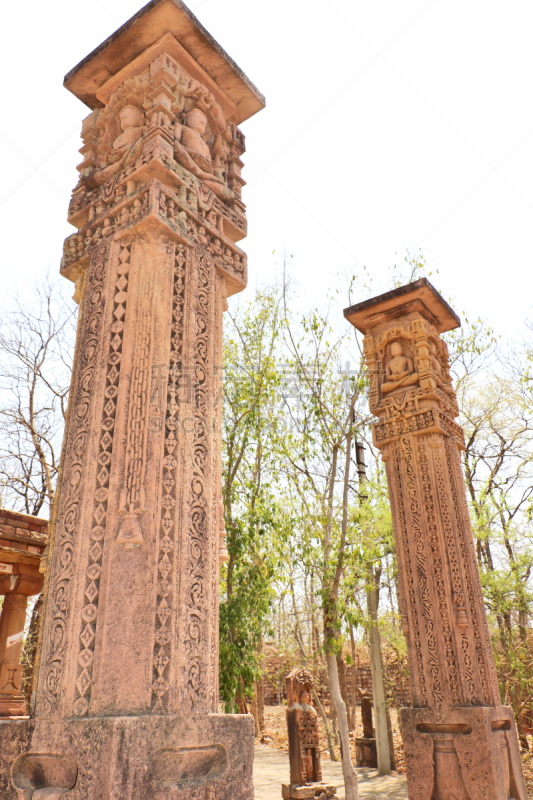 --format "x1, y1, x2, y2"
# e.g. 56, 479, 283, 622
326, 652, 359, 800
236, 678, 248, 714
367, 565, 392, 775
349, 625, 358, 732
337, 652, 353, 731
312, 686, 336, 762
250, 681, 263, 737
